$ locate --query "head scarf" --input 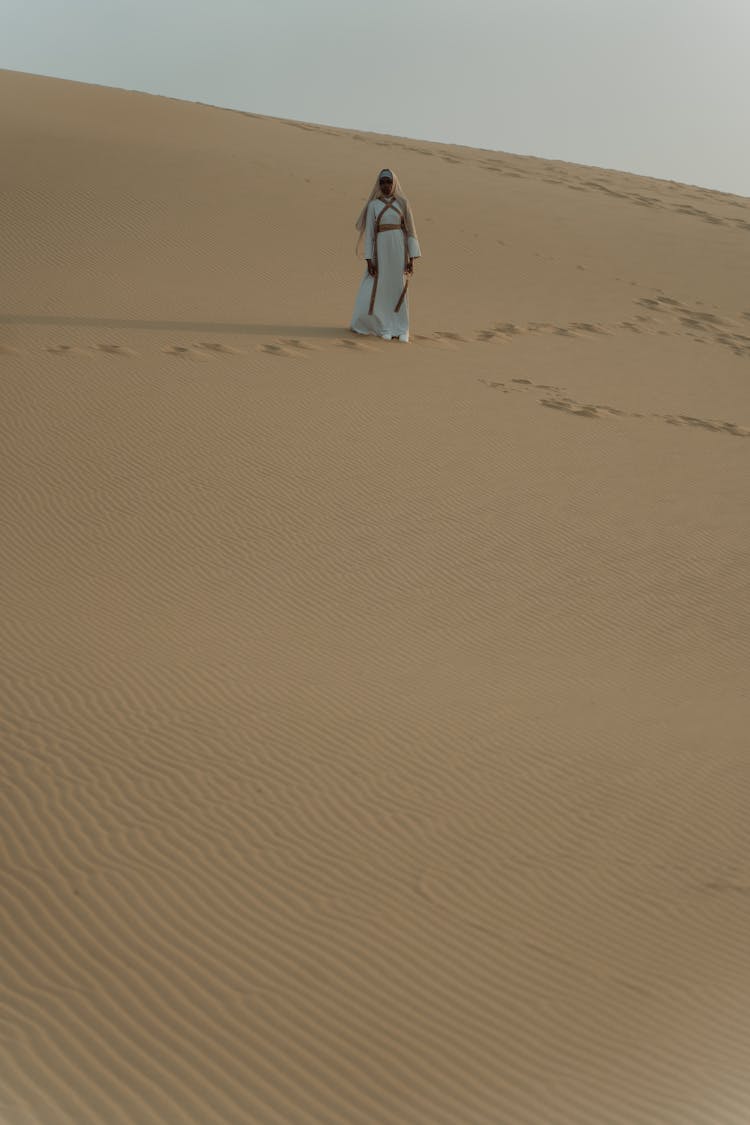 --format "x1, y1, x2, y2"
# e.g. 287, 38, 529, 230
355, 168, 419, 255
